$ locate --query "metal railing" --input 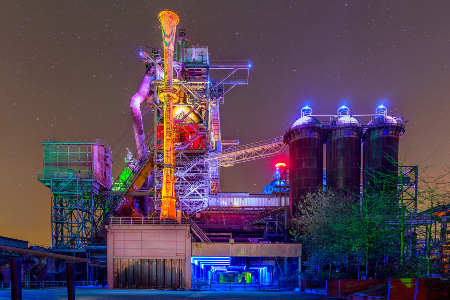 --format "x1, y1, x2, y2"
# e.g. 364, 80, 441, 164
209, 60, 250, 67
191, 280, 298, 291
109, 217, 190, 226
42, 139, 106, 145
0, 281, 98, 289
188, 219, 211, 243
37, 172, 93, 180
95, 134, 156, 235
